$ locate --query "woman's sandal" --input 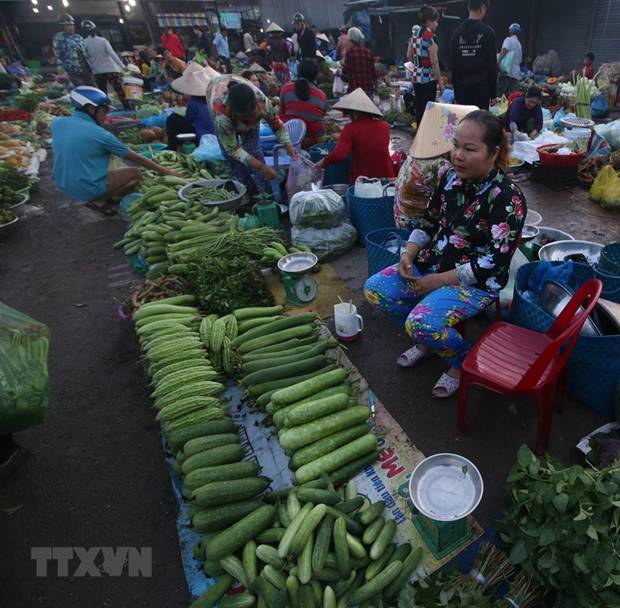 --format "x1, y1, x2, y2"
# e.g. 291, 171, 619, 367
85, 201, 117, 216
432, 373, 461, 399
397, 345, 431, 368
